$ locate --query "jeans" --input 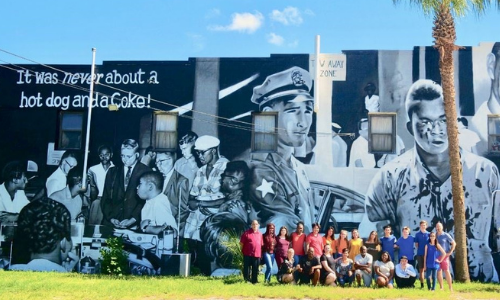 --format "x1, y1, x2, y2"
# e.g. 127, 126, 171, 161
294, 254, 304, 265
263, 252, 275, 282
426, 268, 437, 290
